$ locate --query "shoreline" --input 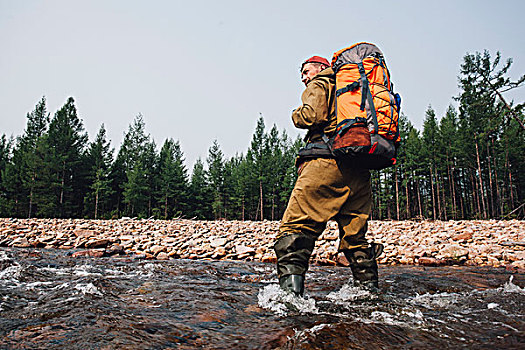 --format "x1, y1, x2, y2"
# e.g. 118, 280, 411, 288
1, 218, 523, 271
